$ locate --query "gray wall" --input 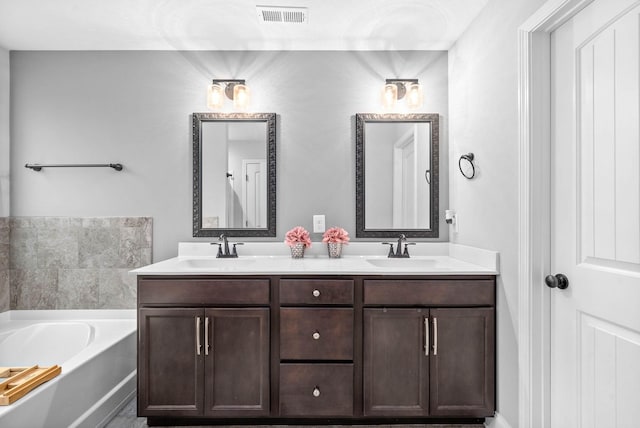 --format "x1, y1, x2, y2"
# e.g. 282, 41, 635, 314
10, 51, 449, 262
1, 47, 8, 312
0, 46, 8, 217
449, 0, 546, 425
